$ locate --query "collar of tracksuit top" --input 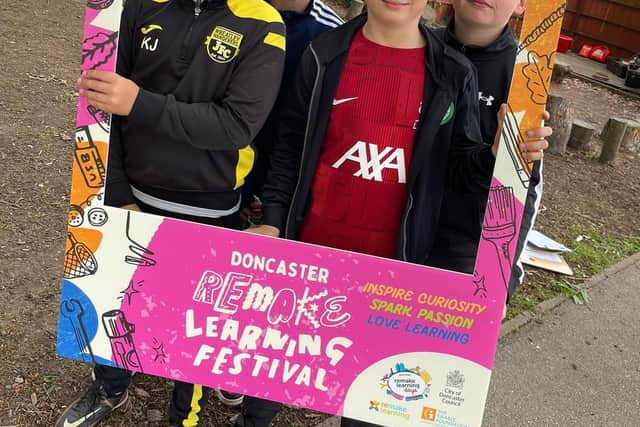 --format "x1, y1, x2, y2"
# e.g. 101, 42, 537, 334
277, 1, 343, 79
441, 18, 517, 63
261, 13, 494, 264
